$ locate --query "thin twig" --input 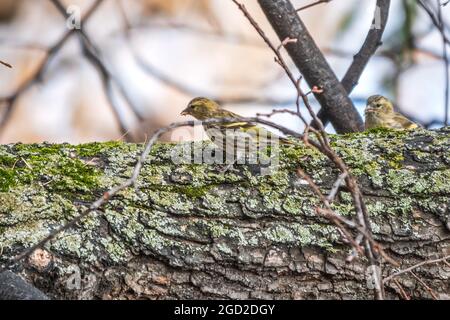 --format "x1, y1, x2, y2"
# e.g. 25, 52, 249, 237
0, 2, 101, 136
296, 0, 333, 12
383, 255, 450, 283
0, 60, 12, 68
326, 172, 348, 202
233, 0, 386, 299
410, 271, 439, 300
393, 279, 410, 300
437, 0, 449, 126
49, 0, 145, 139
313, 0, 391, 128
